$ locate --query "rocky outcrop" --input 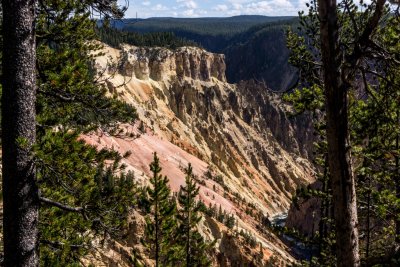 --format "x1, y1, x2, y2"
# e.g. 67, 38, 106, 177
286, 181, 321, 238
91, 44, 315, 265
234, 80, 313, 159
224, 28, 298, 92
119, 45, 226, 83
286, 198, 320, 238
